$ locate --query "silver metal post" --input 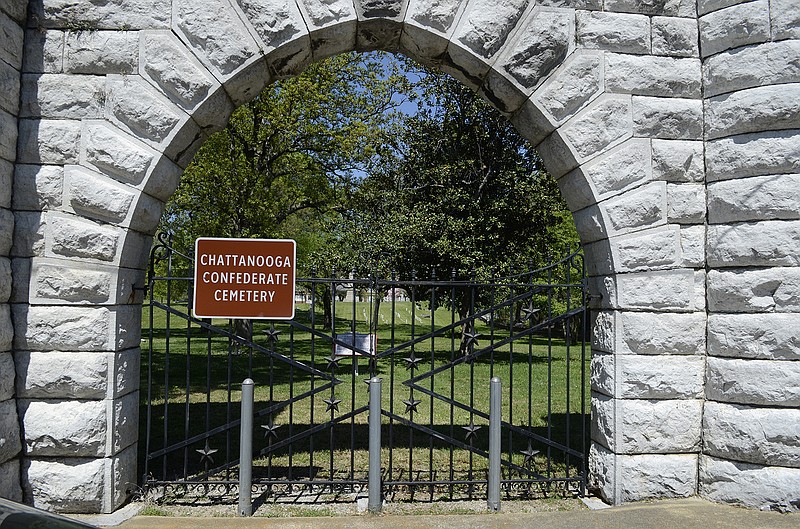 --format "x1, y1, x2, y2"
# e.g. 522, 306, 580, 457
368, 376, 382, 513
239, 378, 254, 516
488, 376, 501, 511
